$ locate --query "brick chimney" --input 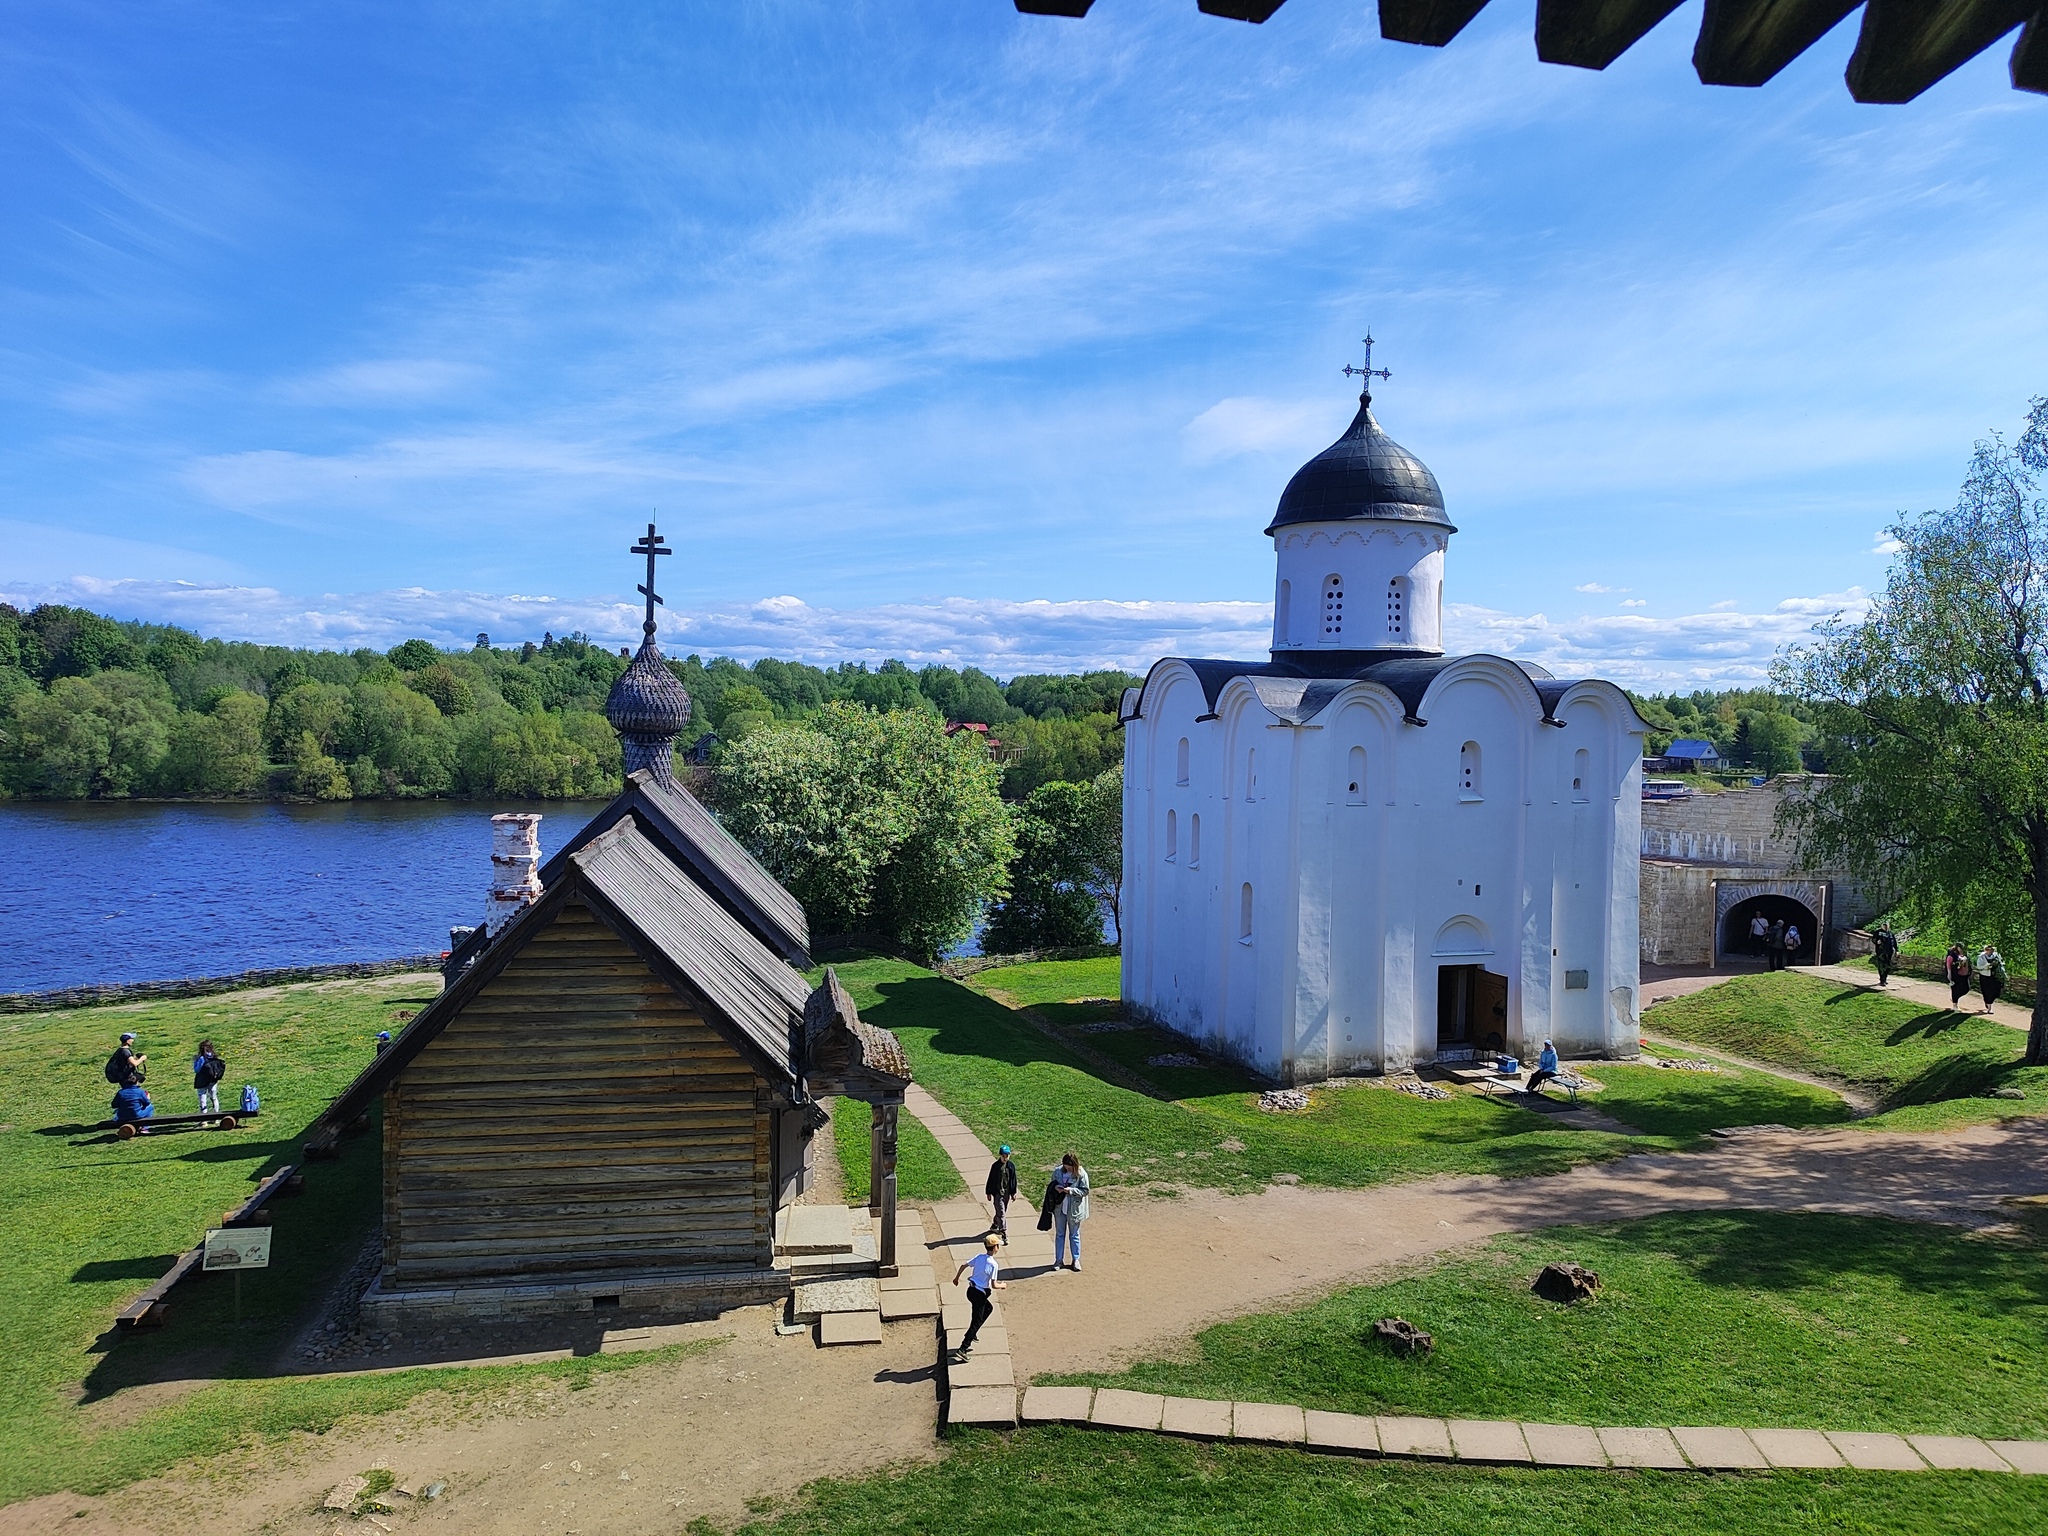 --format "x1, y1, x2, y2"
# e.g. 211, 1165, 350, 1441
485, 814, 543, 935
